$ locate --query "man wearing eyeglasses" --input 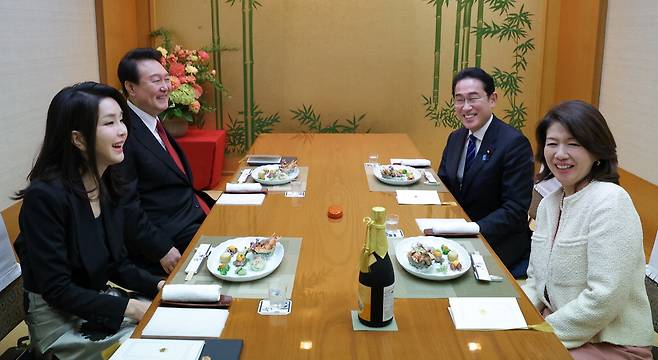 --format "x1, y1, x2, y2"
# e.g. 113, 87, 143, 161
438, 67, 534, 278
